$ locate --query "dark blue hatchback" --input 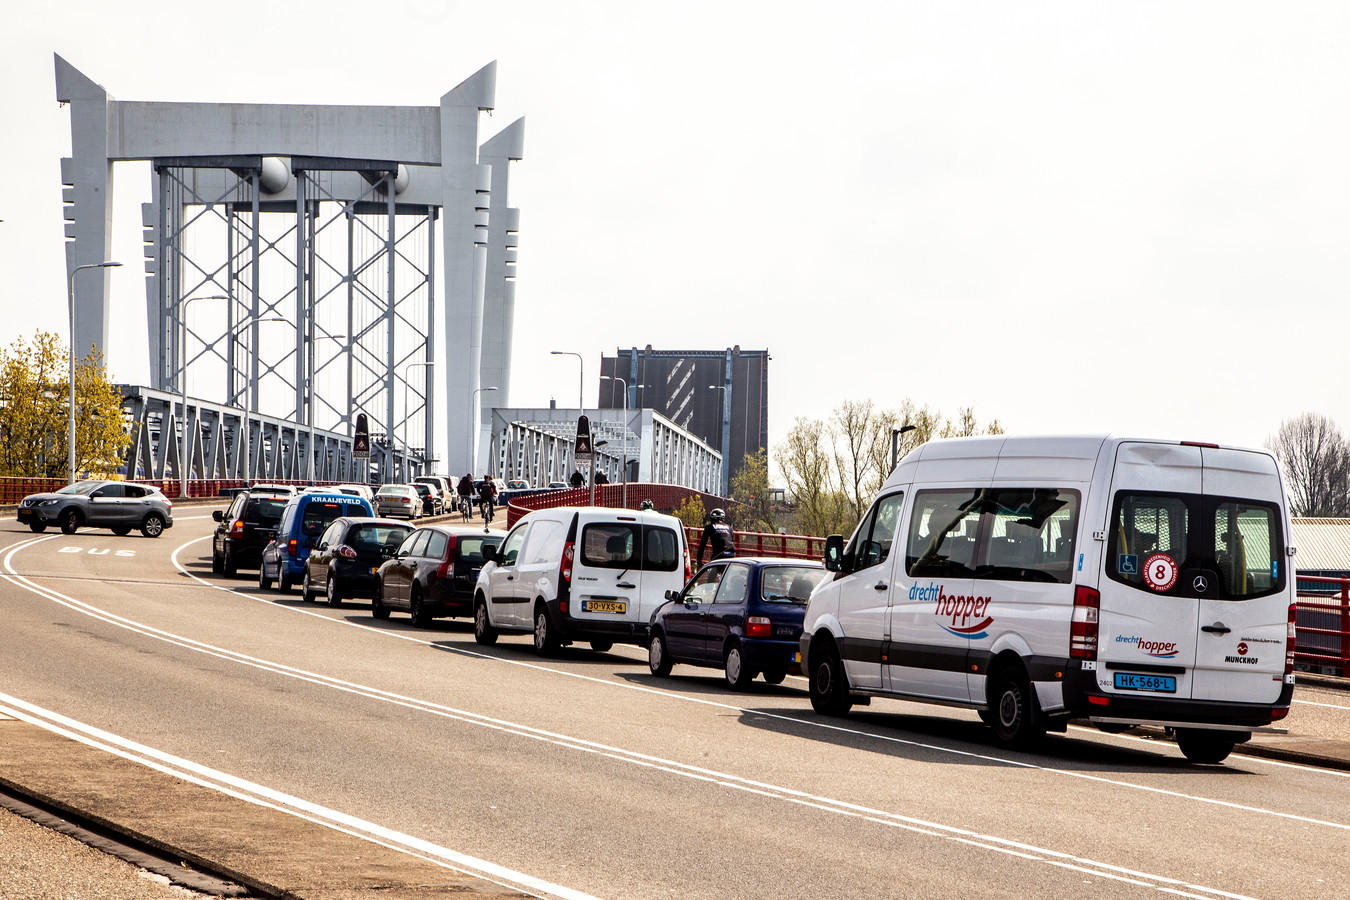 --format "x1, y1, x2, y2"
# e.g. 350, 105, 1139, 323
647, 558, 826, 690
